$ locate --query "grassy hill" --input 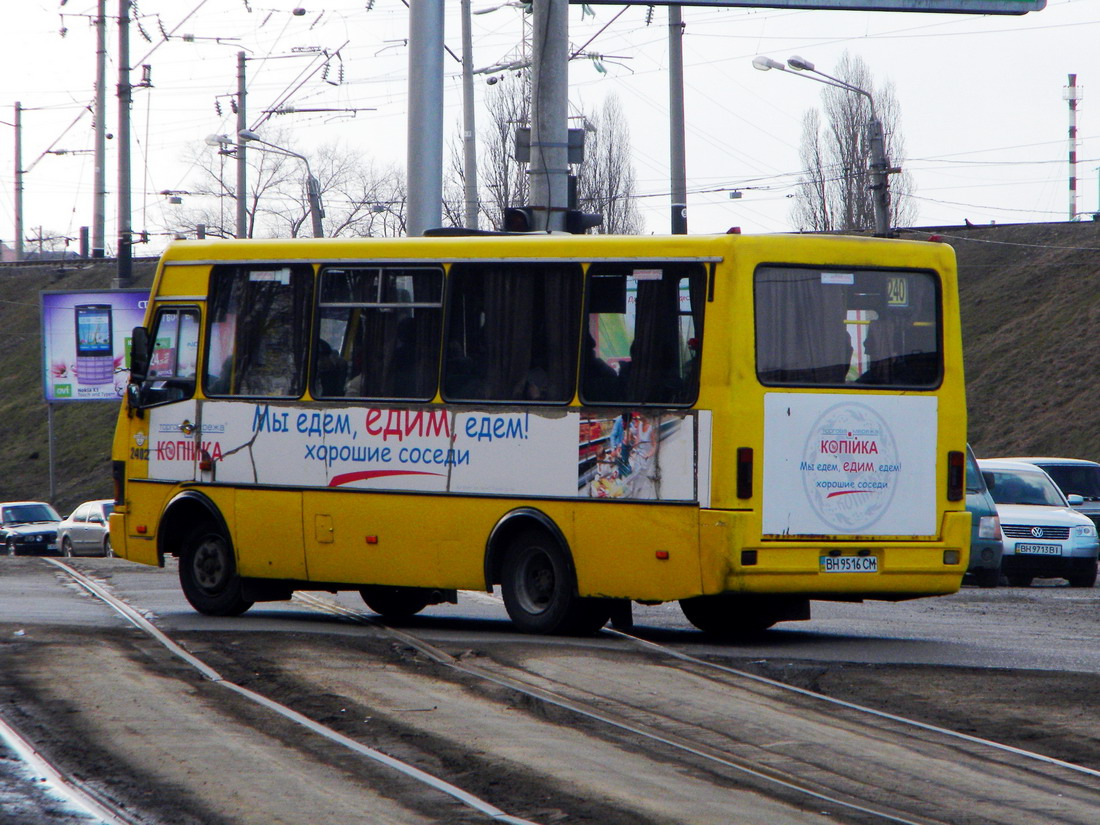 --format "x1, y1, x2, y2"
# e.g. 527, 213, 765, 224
2, 223, 1098, 513
0, 259, 155, 513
